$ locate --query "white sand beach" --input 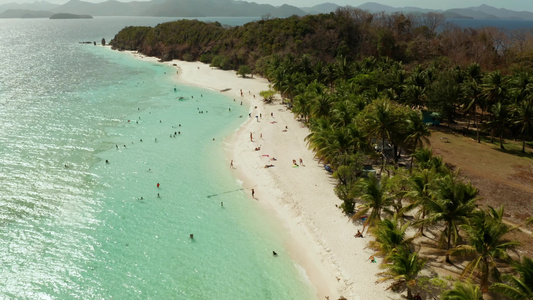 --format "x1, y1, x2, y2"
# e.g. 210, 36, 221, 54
130, 52, 396, 299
